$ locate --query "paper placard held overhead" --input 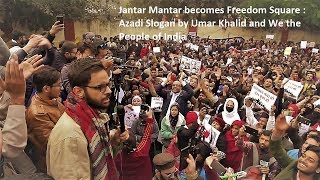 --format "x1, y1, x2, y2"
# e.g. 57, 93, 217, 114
313, 99, 320, 106
190, 44, 199, 51
124, 106, 140, 128
284, 47, 292, 56
283, 78, 303, 99
309, 42, 316, 48
249, 84, 277, 111
151, 97, 163, 112
266, 35, 274, 39
312, 48, 319, 53
180, 56, 202, 74
300, 41, 307, 49
226, 58, 233, 65
153, 47, 161, 53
